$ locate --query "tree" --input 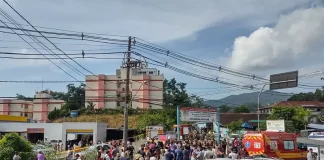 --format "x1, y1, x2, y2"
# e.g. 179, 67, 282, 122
163, 78, 206, 108
16, 94, 27, 100
49, 83, 85, 107
0, 133, 33, 160
243, 102, 258, 112
86, 101, 96, 110
292, 107, 311, 130
226, 119, 243, 133
163, 78, 191, 108
234, 106, 250, 113
219, 105, 231, 113
267, 106, 310, 133
288, 89, 324, 102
